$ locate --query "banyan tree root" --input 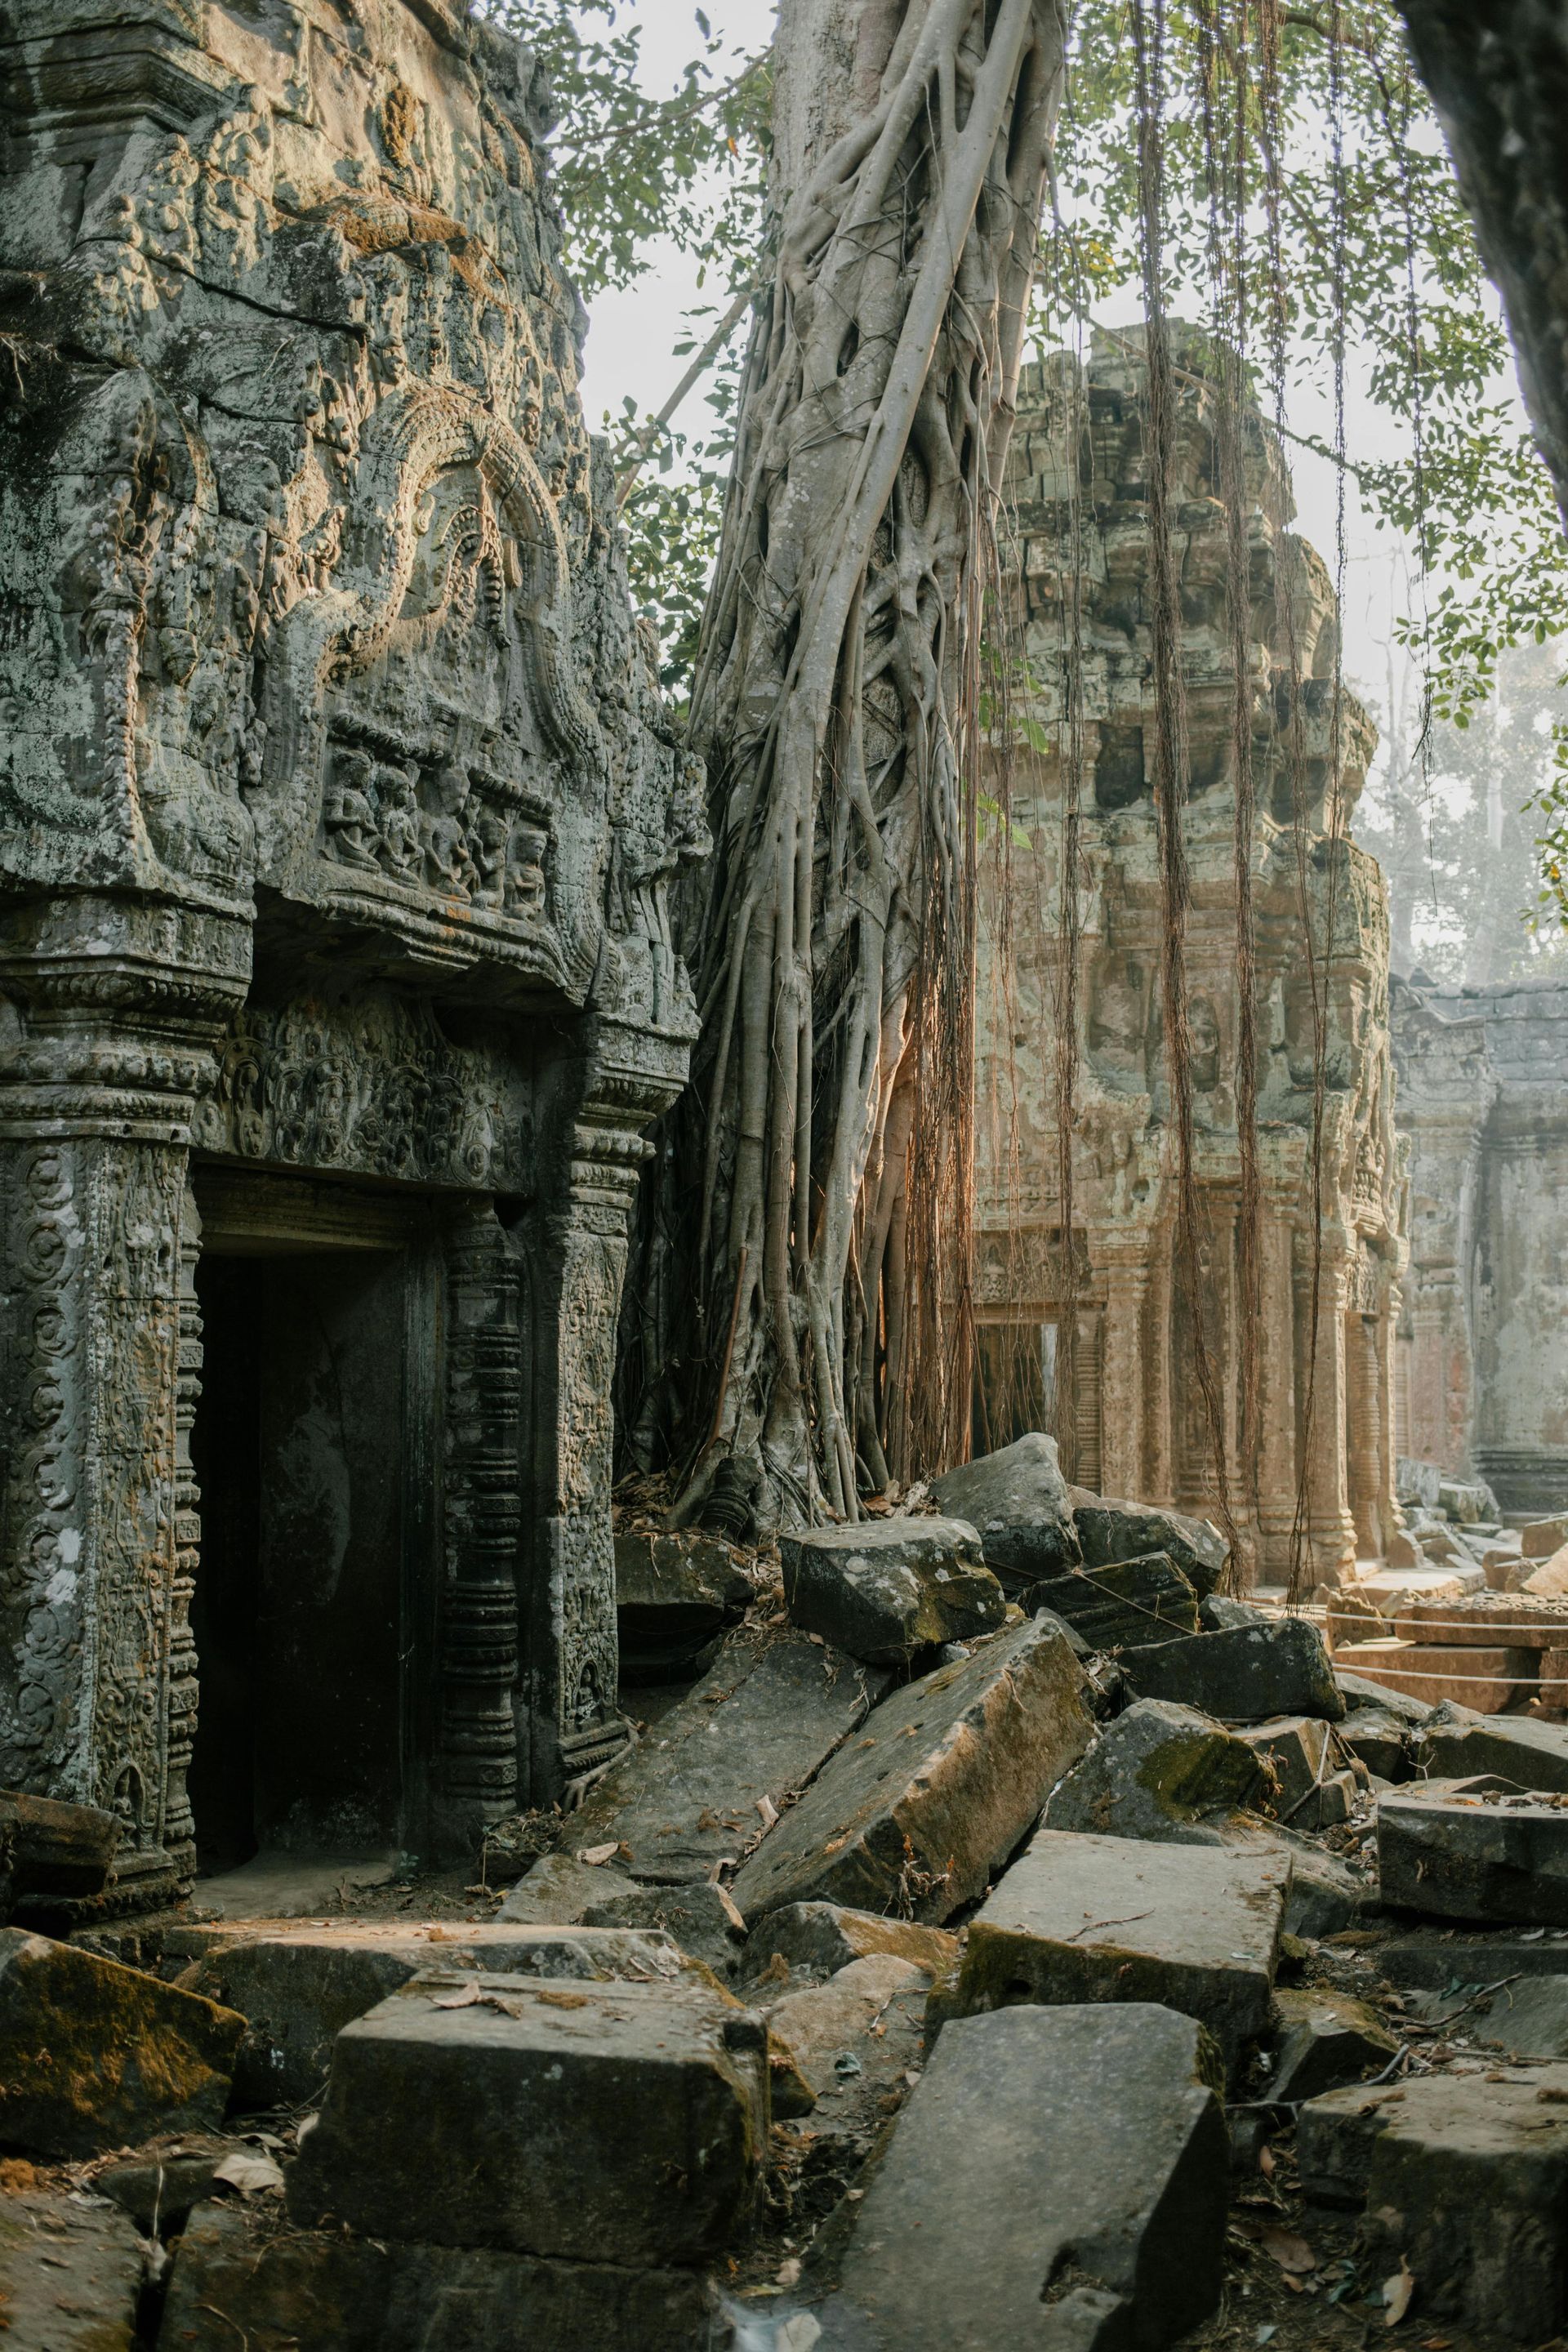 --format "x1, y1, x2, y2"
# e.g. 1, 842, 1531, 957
671, 0, 1069, 1522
